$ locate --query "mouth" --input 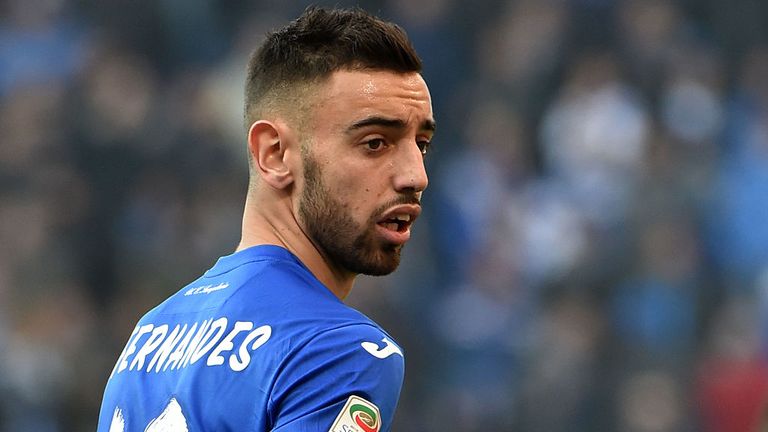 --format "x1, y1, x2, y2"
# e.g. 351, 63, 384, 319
377, 213, 413, 233
375, 205, 421, 244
